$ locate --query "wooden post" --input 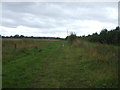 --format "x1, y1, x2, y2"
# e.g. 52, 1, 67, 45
14, 43, 17, 49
